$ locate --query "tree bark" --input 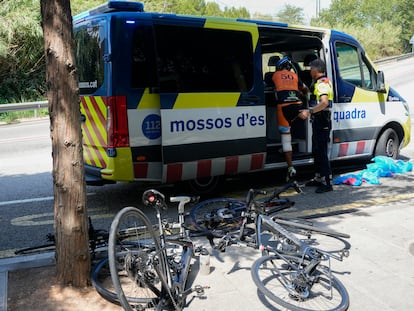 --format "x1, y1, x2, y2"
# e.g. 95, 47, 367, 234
40, 0, 90, 287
